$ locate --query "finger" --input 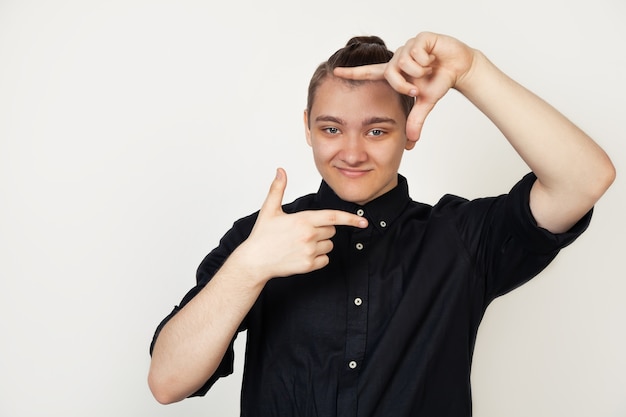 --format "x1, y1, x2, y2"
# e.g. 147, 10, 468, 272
383, 68, 420, 97
408, 42, 436, 67
333, 63, 387, 81
310, 209, 368, 228
259, 168, 287, 216
315, 225, 338, 241
394, 50, 434, 83
310, 254, 330, 271
315, 239, 334, 256
411, 31, 438, 59
406, 100, 436, 142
